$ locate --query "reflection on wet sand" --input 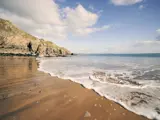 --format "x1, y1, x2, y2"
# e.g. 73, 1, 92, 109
0, 56, 149, 120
